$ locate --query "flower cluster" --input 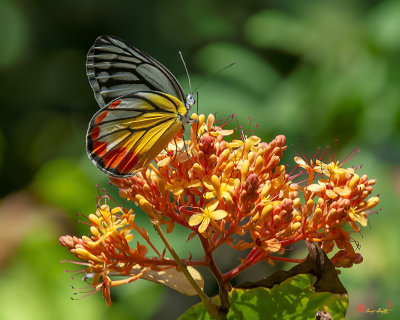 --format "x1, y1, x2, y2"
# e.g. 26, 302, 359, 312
112, 115, 296, 254
294, 156, 379, 267
59, 203, 150, 305
60, 113, 379, 306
